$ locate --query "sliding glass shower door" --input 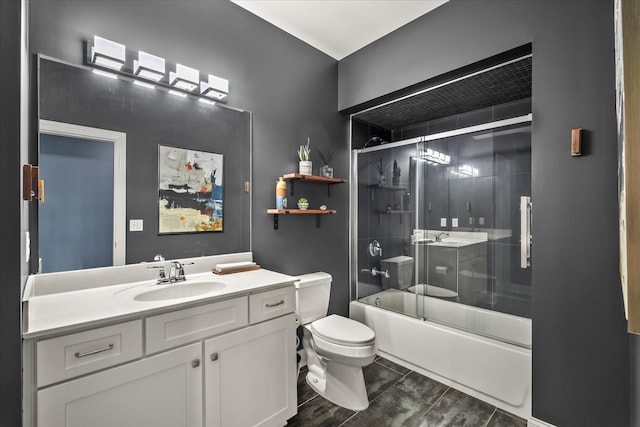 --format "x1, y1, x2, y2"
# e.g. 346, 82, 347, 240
354, 120, 532, 347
